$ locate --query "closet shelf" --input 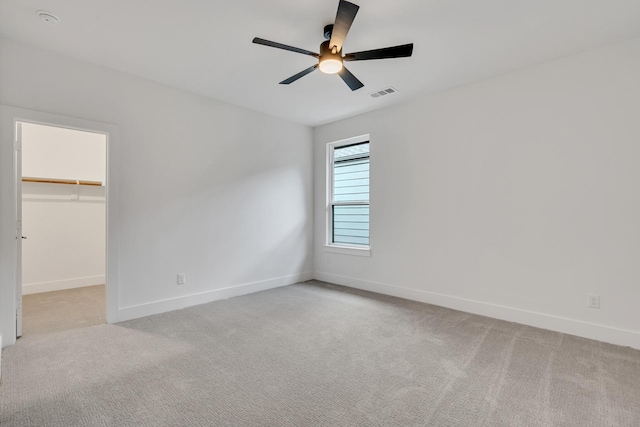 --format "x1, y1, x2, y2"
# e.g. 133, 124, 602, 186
22, 177, 103, 186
